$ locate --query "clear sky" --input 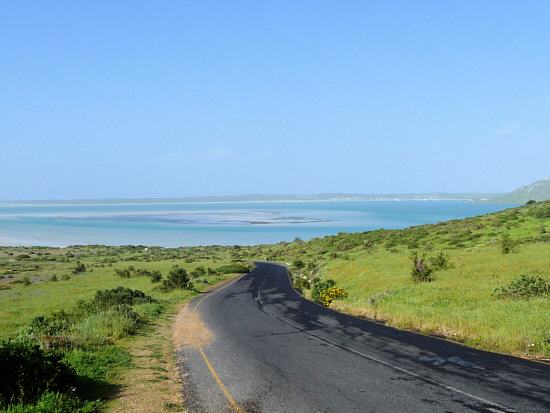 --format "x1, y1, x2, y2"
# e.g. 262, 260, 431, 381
1, 1, 549, 200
